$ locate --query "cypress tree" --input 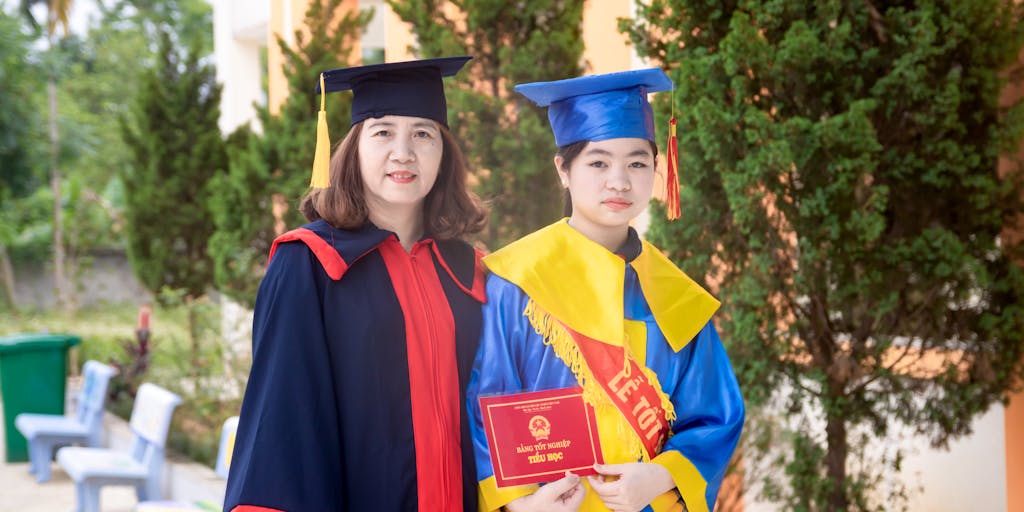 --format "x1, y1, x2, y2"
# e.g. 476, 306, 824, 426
120, 29, 226, 302
624, 2, 1024, 510
388, 0, 585, 247
207, 0, 369, 306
